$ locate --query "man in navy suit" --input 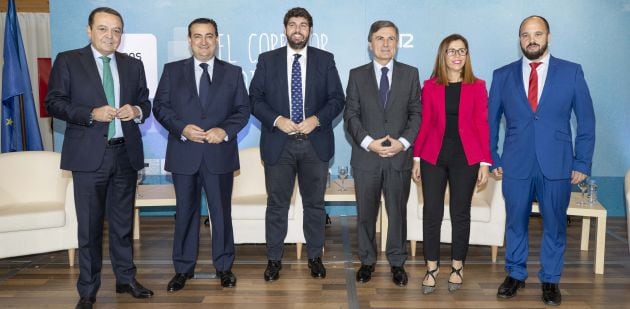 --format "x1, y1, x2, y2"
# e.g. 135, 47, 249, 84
489, 16, 595, 306
45, 7, 154, 309
249, 7, 345, 281
153, 18, 250, 291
